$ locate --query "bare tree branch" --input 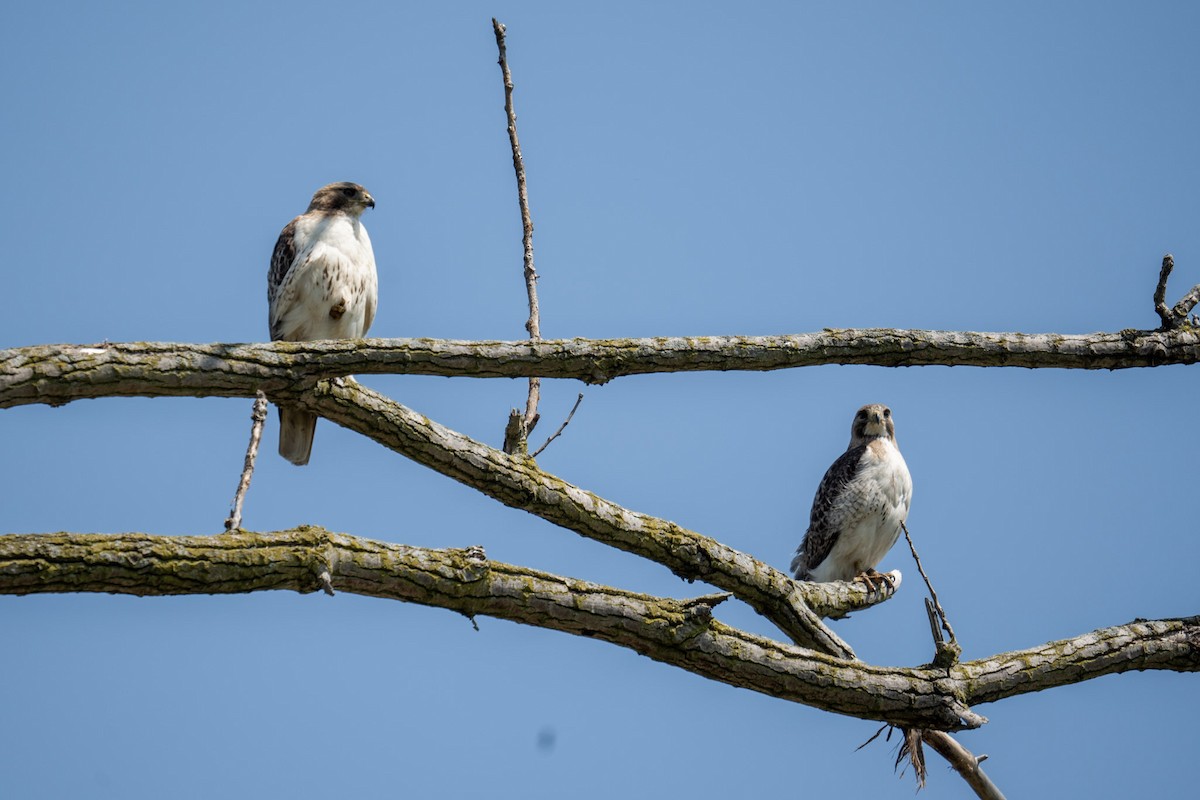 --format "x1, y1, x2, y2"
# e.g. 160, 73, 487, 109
492, 19, 540, 349
530, 391, 584, 458
0, 529, 960, 728
4, 327, 1196, 410
2, 529, 1195, 731
959, 615, 1200, 703
796, 570, 900, 620
494, 18, 542, 453
1154, 253, 1200, 330
224, 391, 268, 531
